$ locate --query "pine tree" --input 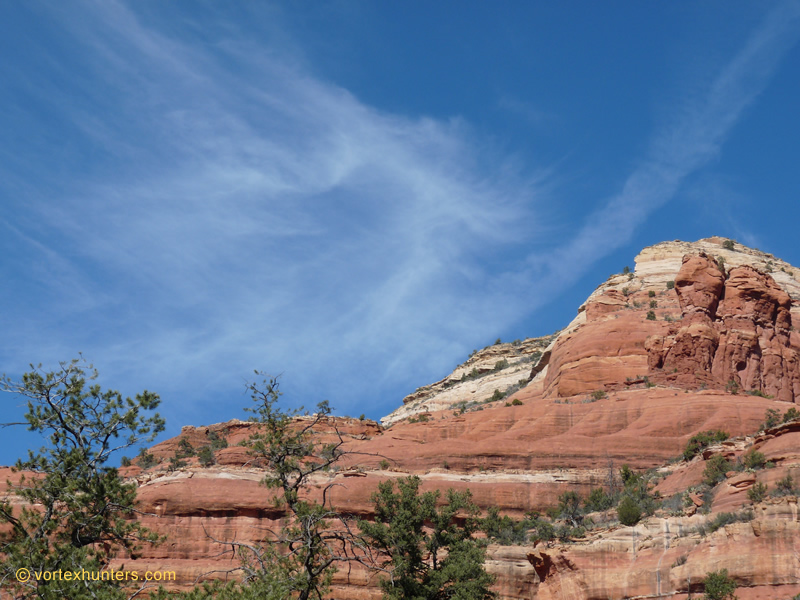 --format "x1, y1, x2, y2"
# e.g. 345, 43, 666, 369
0, 358, 164, 600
